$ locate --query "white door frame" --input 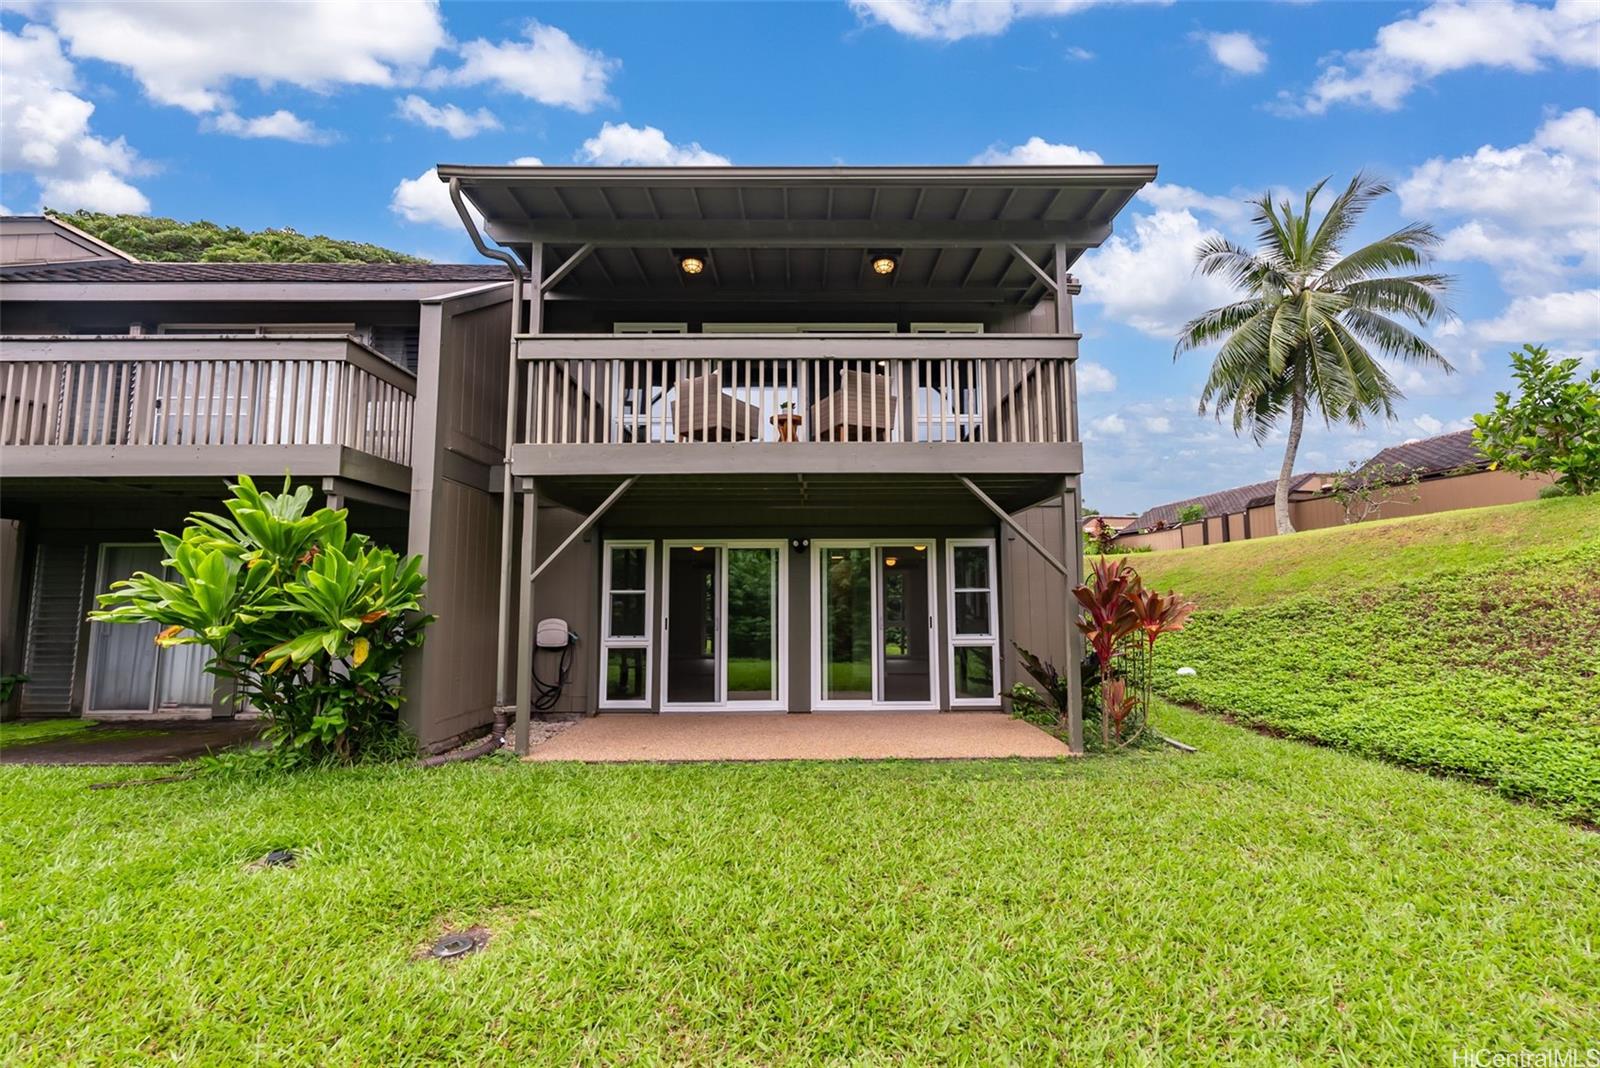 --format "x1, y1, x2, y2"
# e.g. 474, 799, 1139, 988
810, 539, 941, 712
946, 538, 1001, 708
597, 540, 655, 710
659, 539, 788, 713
